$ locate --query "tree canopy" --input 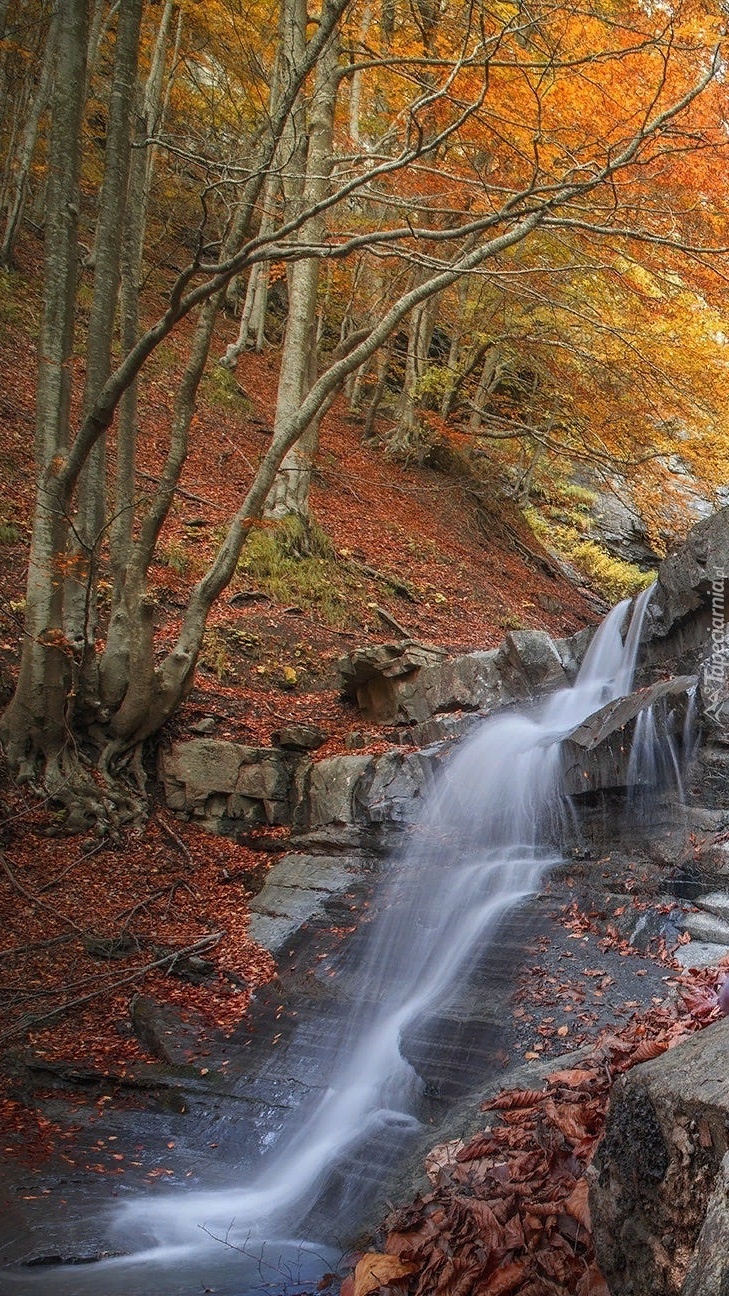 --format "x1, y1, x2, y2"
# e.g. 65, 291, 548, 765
1, 0, 728, 824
